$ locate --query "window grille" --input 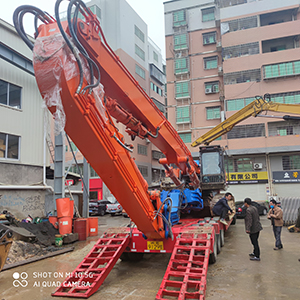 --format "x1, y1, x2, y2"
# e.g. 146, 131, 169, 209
202, 8, 215, 22
173, 10, 186, 27
224, 69, 261, 85
138, 165, 148, 177
225, 16, 257, 32
227, 123, 265, 139
282, 155, 300, 170
206, 106, 221, 120
174, 34, 188, 50
135, 25, 145, 42
270, 91, 300, 104
226, 97, 255, 111
138, 144, 148, 156
176, 106, 190, 123
135, 44, 145, 61
268, 121, 300, 137
135, 65, 145, 79
203, 32, 216, 45
263, 60, 300, 79
179, 132, 192, 143
204, 56, 218, 70
205, 81, 219, 94
175, 81, 190, 98
218, 0, 247, 8
175, 57, 189, 75
223, 42, 259, 60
